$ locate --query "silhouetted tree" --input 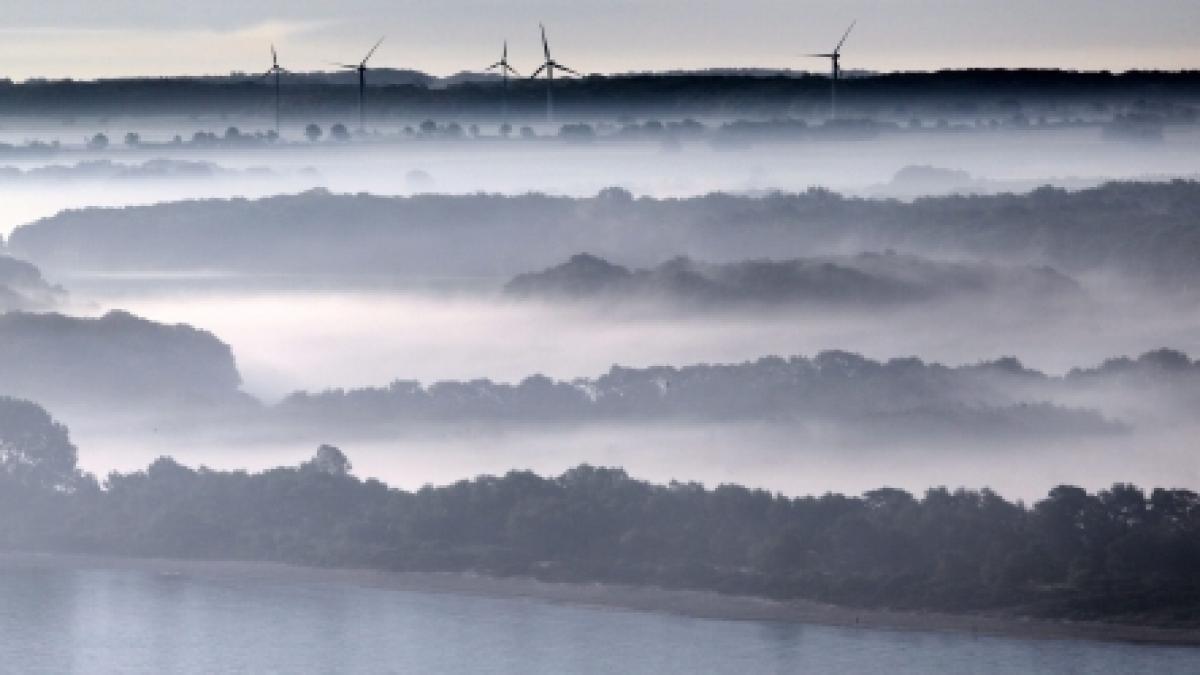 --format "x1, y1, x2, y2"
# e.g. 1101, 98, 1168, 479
0, 397, 82, 491
305, 445, 352, 477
